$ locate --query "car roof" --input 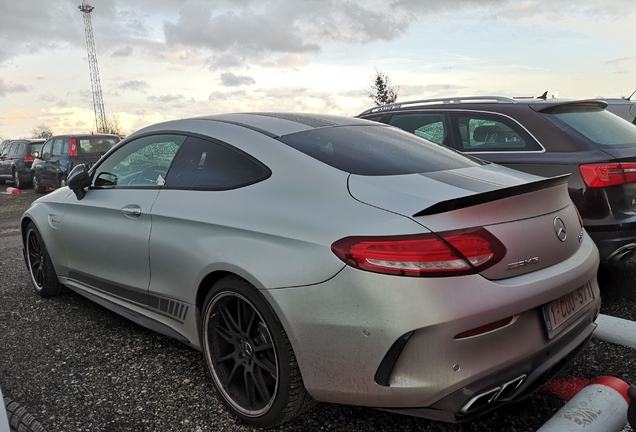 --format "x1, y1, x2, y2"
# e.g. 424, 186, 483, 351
358, 96, 609, 116
9, 138, 45, 143
136, 112, 378, 139
47, 133, 120, 139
